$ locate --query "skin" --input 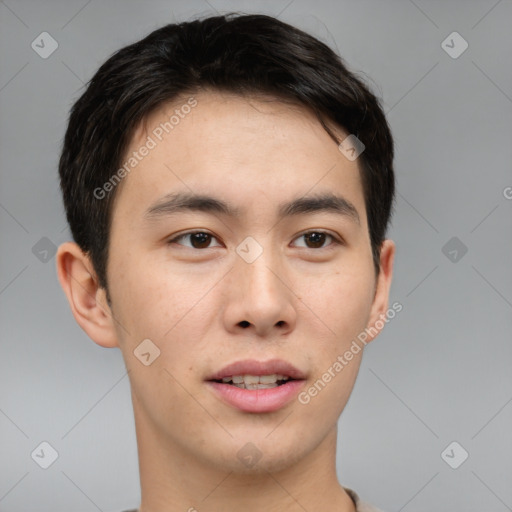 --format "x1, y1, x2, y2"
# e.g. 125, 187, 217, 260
57, 90, 395, 512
